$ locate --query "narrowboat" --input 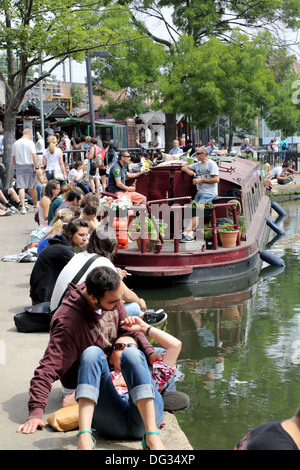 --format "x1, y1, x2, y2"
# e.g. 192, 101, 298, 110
103, 156, 272, 291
